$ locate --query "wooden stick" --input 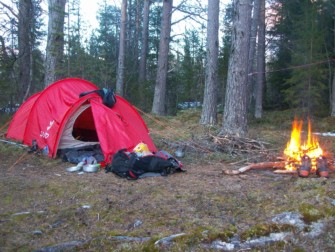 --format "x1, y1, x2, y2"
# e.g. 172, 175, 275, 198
223, 161, 286, 175
9, 152, 29, 170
